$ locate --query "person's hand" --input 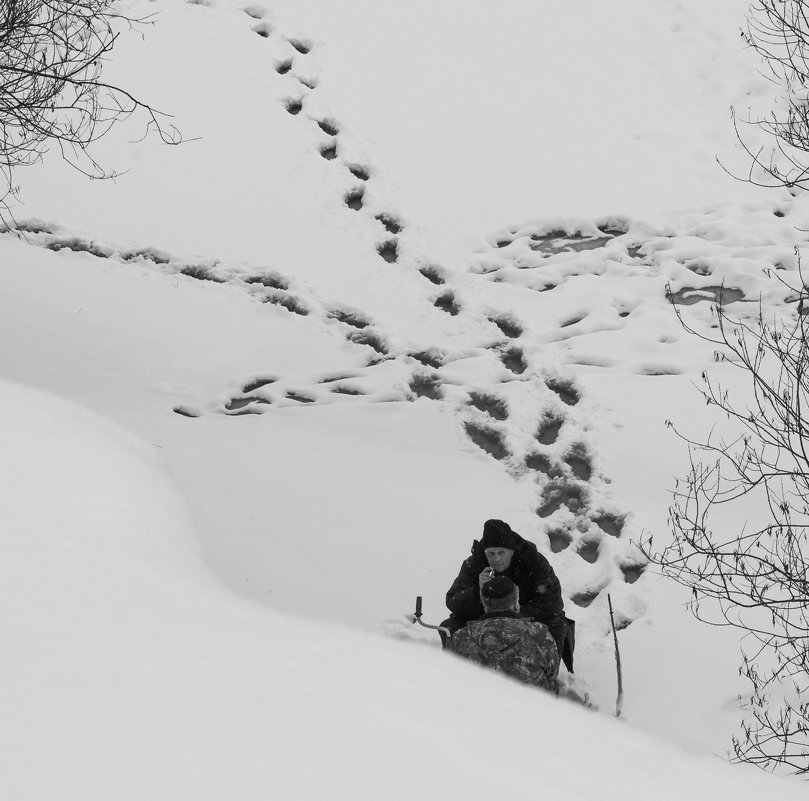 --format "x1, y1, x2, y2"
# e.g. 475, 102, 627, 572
478, 566, 495, 589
